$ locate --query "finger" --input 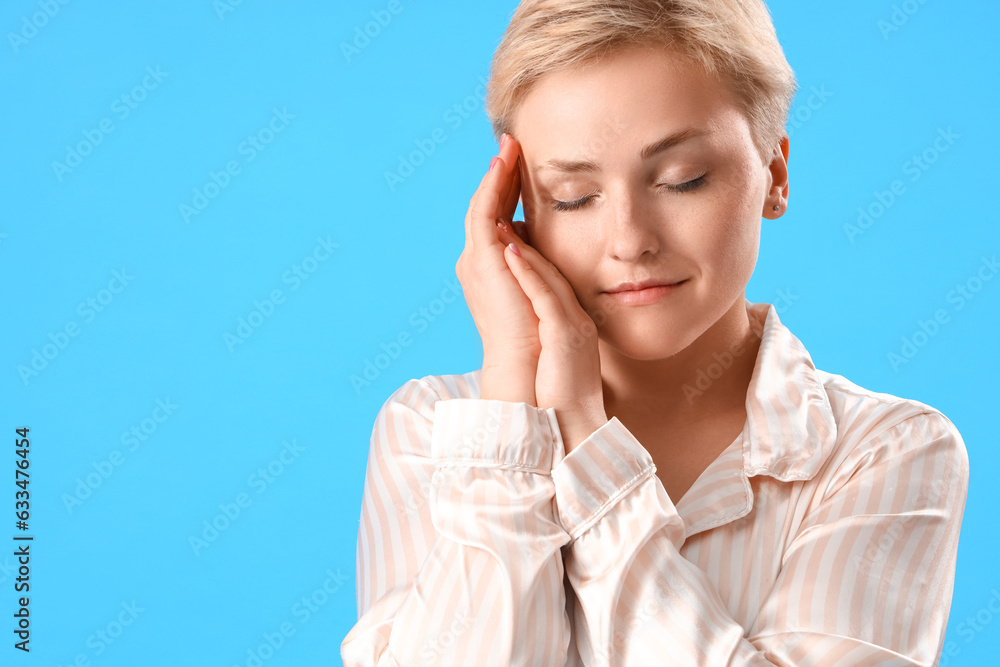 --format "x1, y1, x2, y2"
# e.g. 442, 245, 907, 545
469, 154, 512, 252
499, 138, 522, 224
464, 161, 501, 252
504, 243, 571, 326
499, 231, 582, 317
464, 131, 512, 250
499, 155, 521, 225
